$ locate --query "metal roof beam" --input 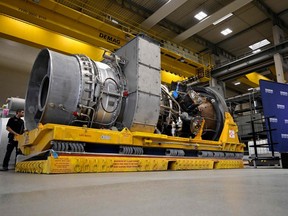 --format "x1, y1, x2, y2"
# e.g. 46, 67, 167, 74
209, 9, 288, 50
114, 0, 235, 60
253, 0, 288, 33
192, 35, 235, 60
212, 39, 288, 81
141, 0, 188, 29
208, 8, 288, 53
173, 0, 253, 43
216, 19, 270, 46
